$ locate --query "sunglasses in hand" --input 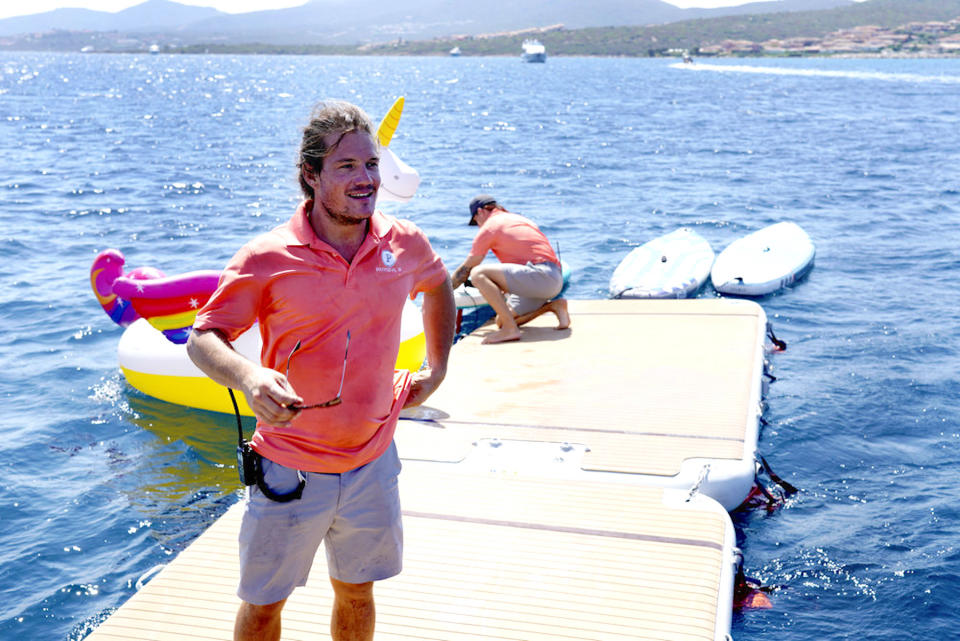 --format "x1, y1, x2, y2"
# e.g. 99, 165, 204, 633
284, 330, 350, 410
